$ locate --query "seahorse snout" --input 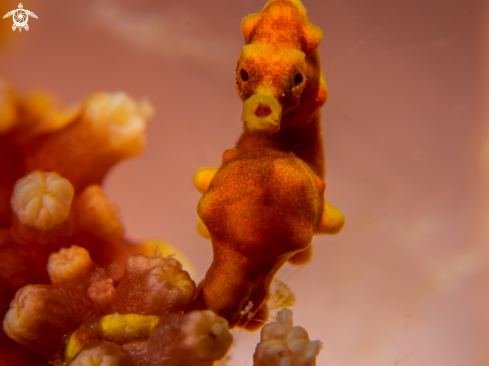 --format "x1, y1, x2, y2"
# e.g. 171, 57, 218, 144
241, 93, 282, 133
